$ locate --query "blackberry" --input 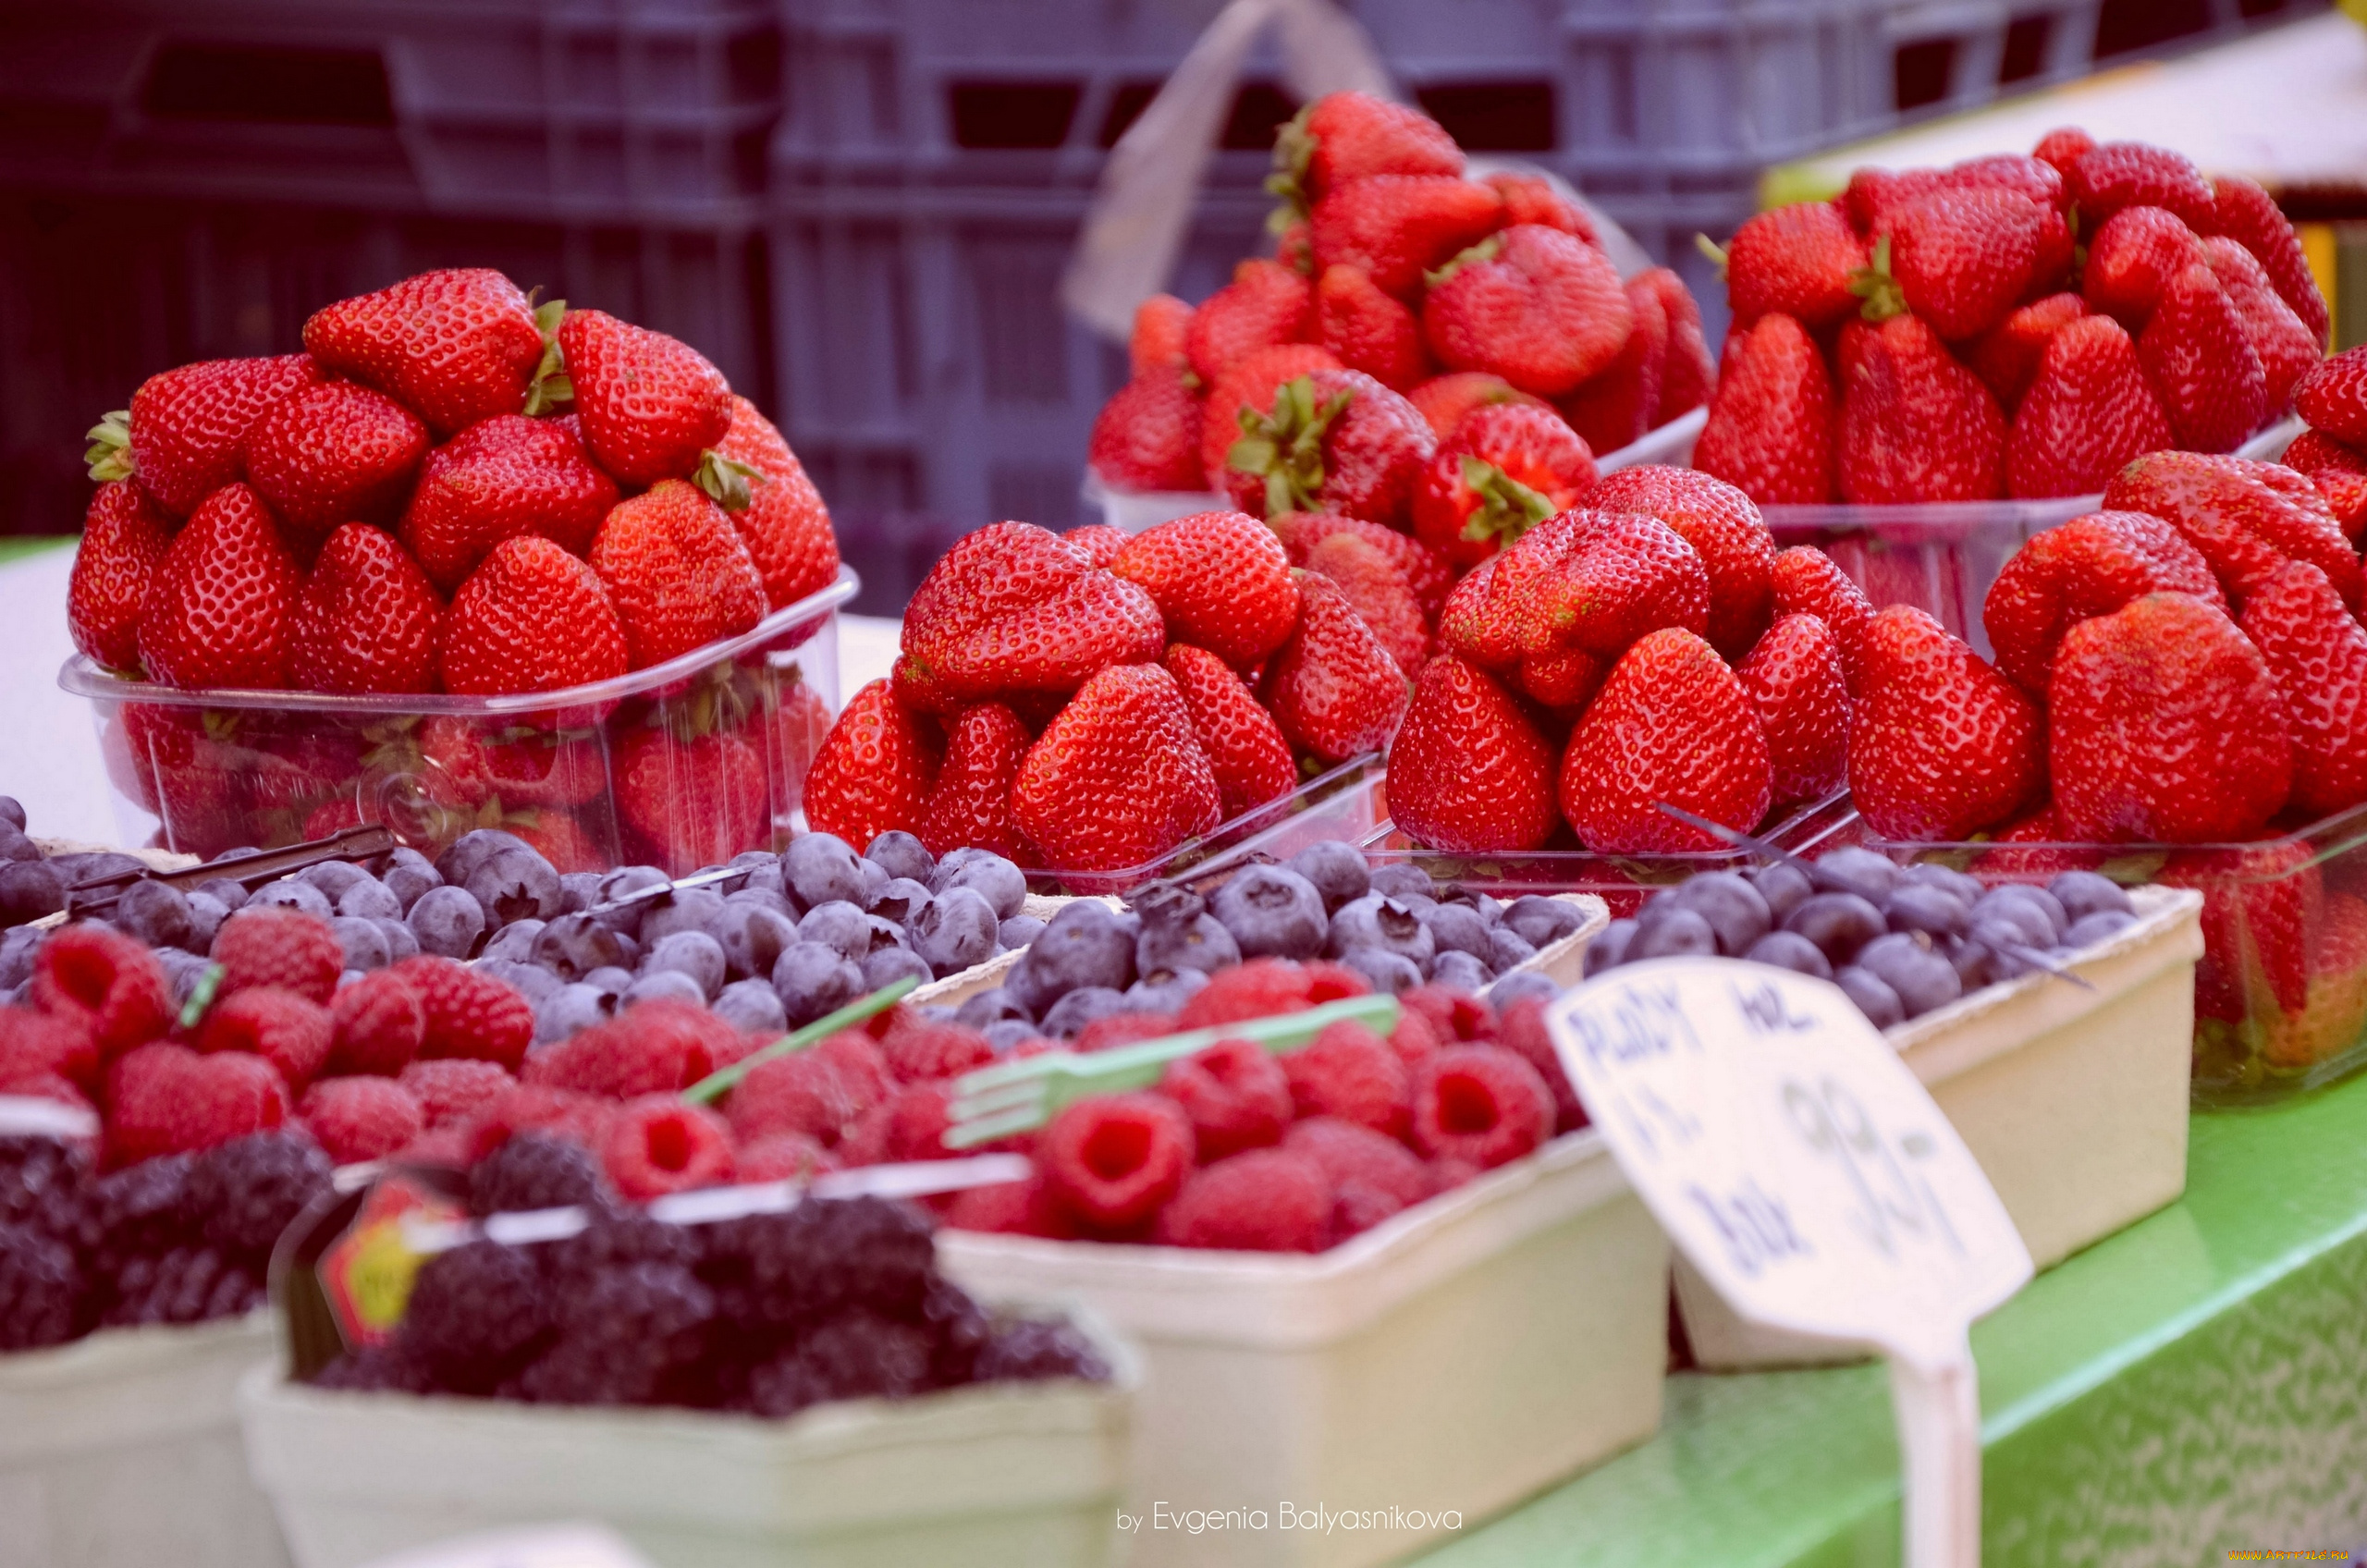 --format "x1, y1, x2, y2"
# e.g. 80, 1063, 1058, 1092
313, 1343, 436, 1393
546, 1207, 699, 1292
0, 1133, 88, 1244
974, 1319, 1111, 1384
397, 1239, 549, 1393
469, 1133, 616, 1218
918, 1275, 990, 1388
100, 1245, 262, 1327
83, 1154, 198, 1275
746, 1309, 935, 1417
516, 1261, 715, 1406
191, 1132, 333, 1263
0, 1221, 83, 1349
707, 1196, 934, 1330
